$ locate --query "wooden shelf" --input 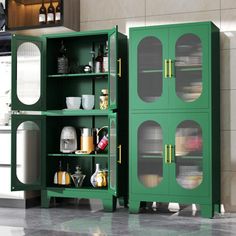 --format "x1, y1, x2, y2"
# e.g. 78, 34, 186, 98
6, 0, 80, 32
